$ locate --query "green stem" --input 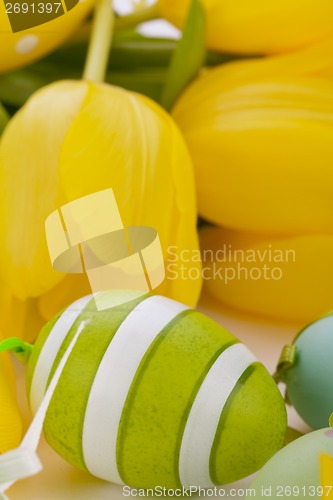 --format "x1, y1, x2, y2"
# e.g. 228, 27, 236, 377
0, 102, 9, 135
83, 0, 115, 82
273, 344, 296, 384
0, 337, 33, 363
114, 3, 160, 31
